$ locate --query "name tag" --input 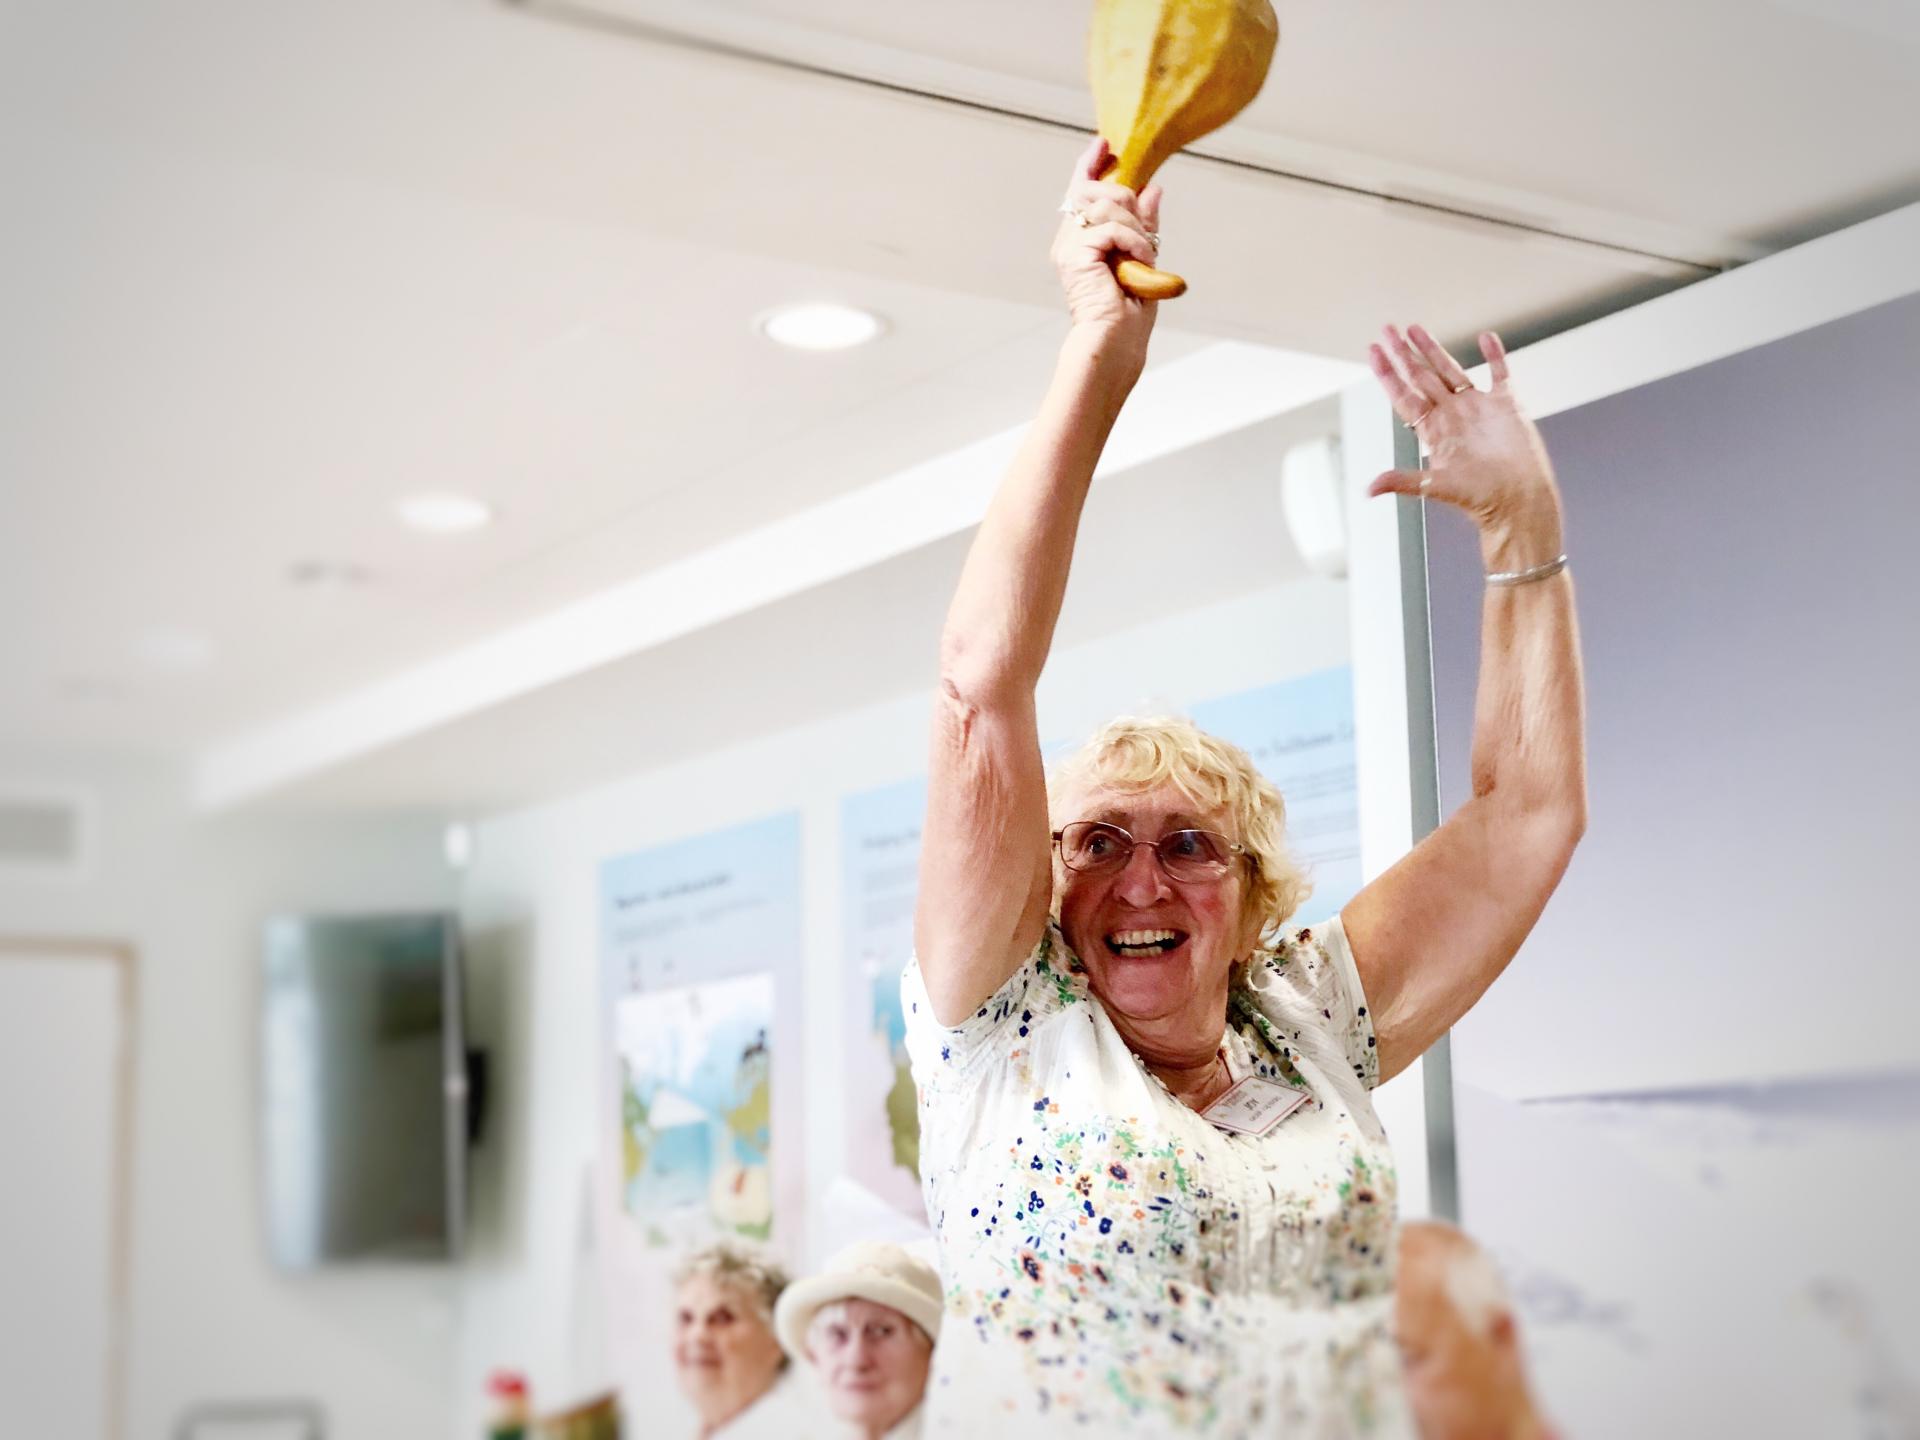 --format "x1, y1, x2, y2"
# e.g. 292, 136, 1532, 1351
1201, 1075, 1311, 1136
